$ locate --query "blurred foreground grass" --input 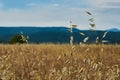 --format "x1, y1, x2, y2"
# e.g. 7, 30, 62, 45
0, 44, 120, 80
